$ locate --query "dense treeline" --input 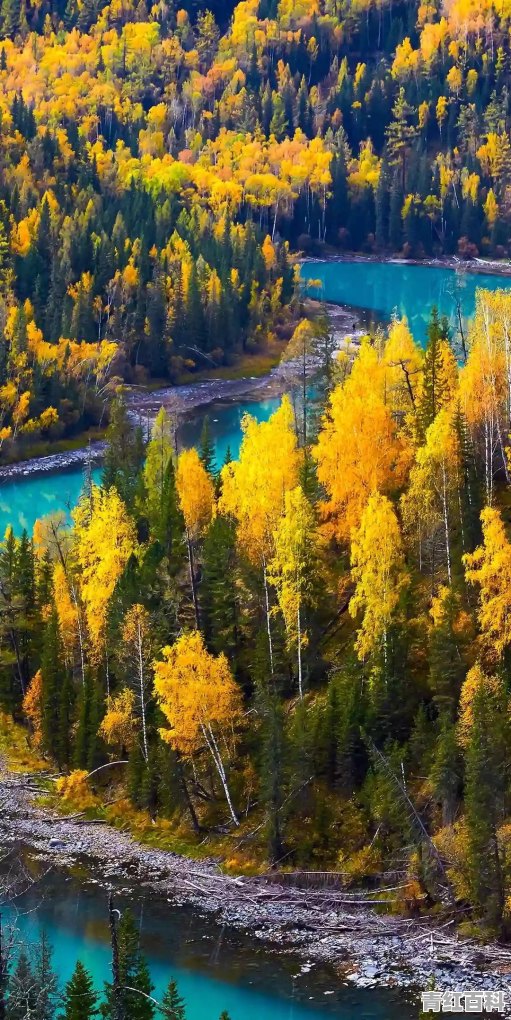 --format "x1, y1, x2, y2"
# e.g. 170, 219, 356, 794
3, 0, 511, 452
4, 288, 511, 936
